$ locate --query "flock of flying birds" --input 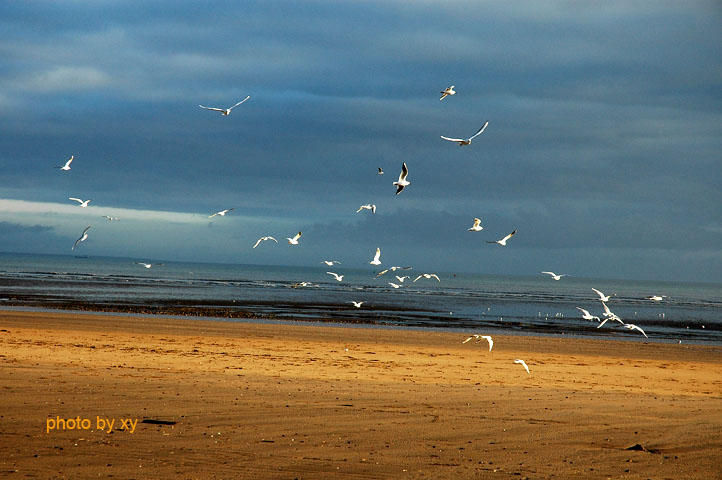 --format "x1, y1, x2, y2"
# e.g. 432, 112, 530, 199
54, 86, 665, 374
